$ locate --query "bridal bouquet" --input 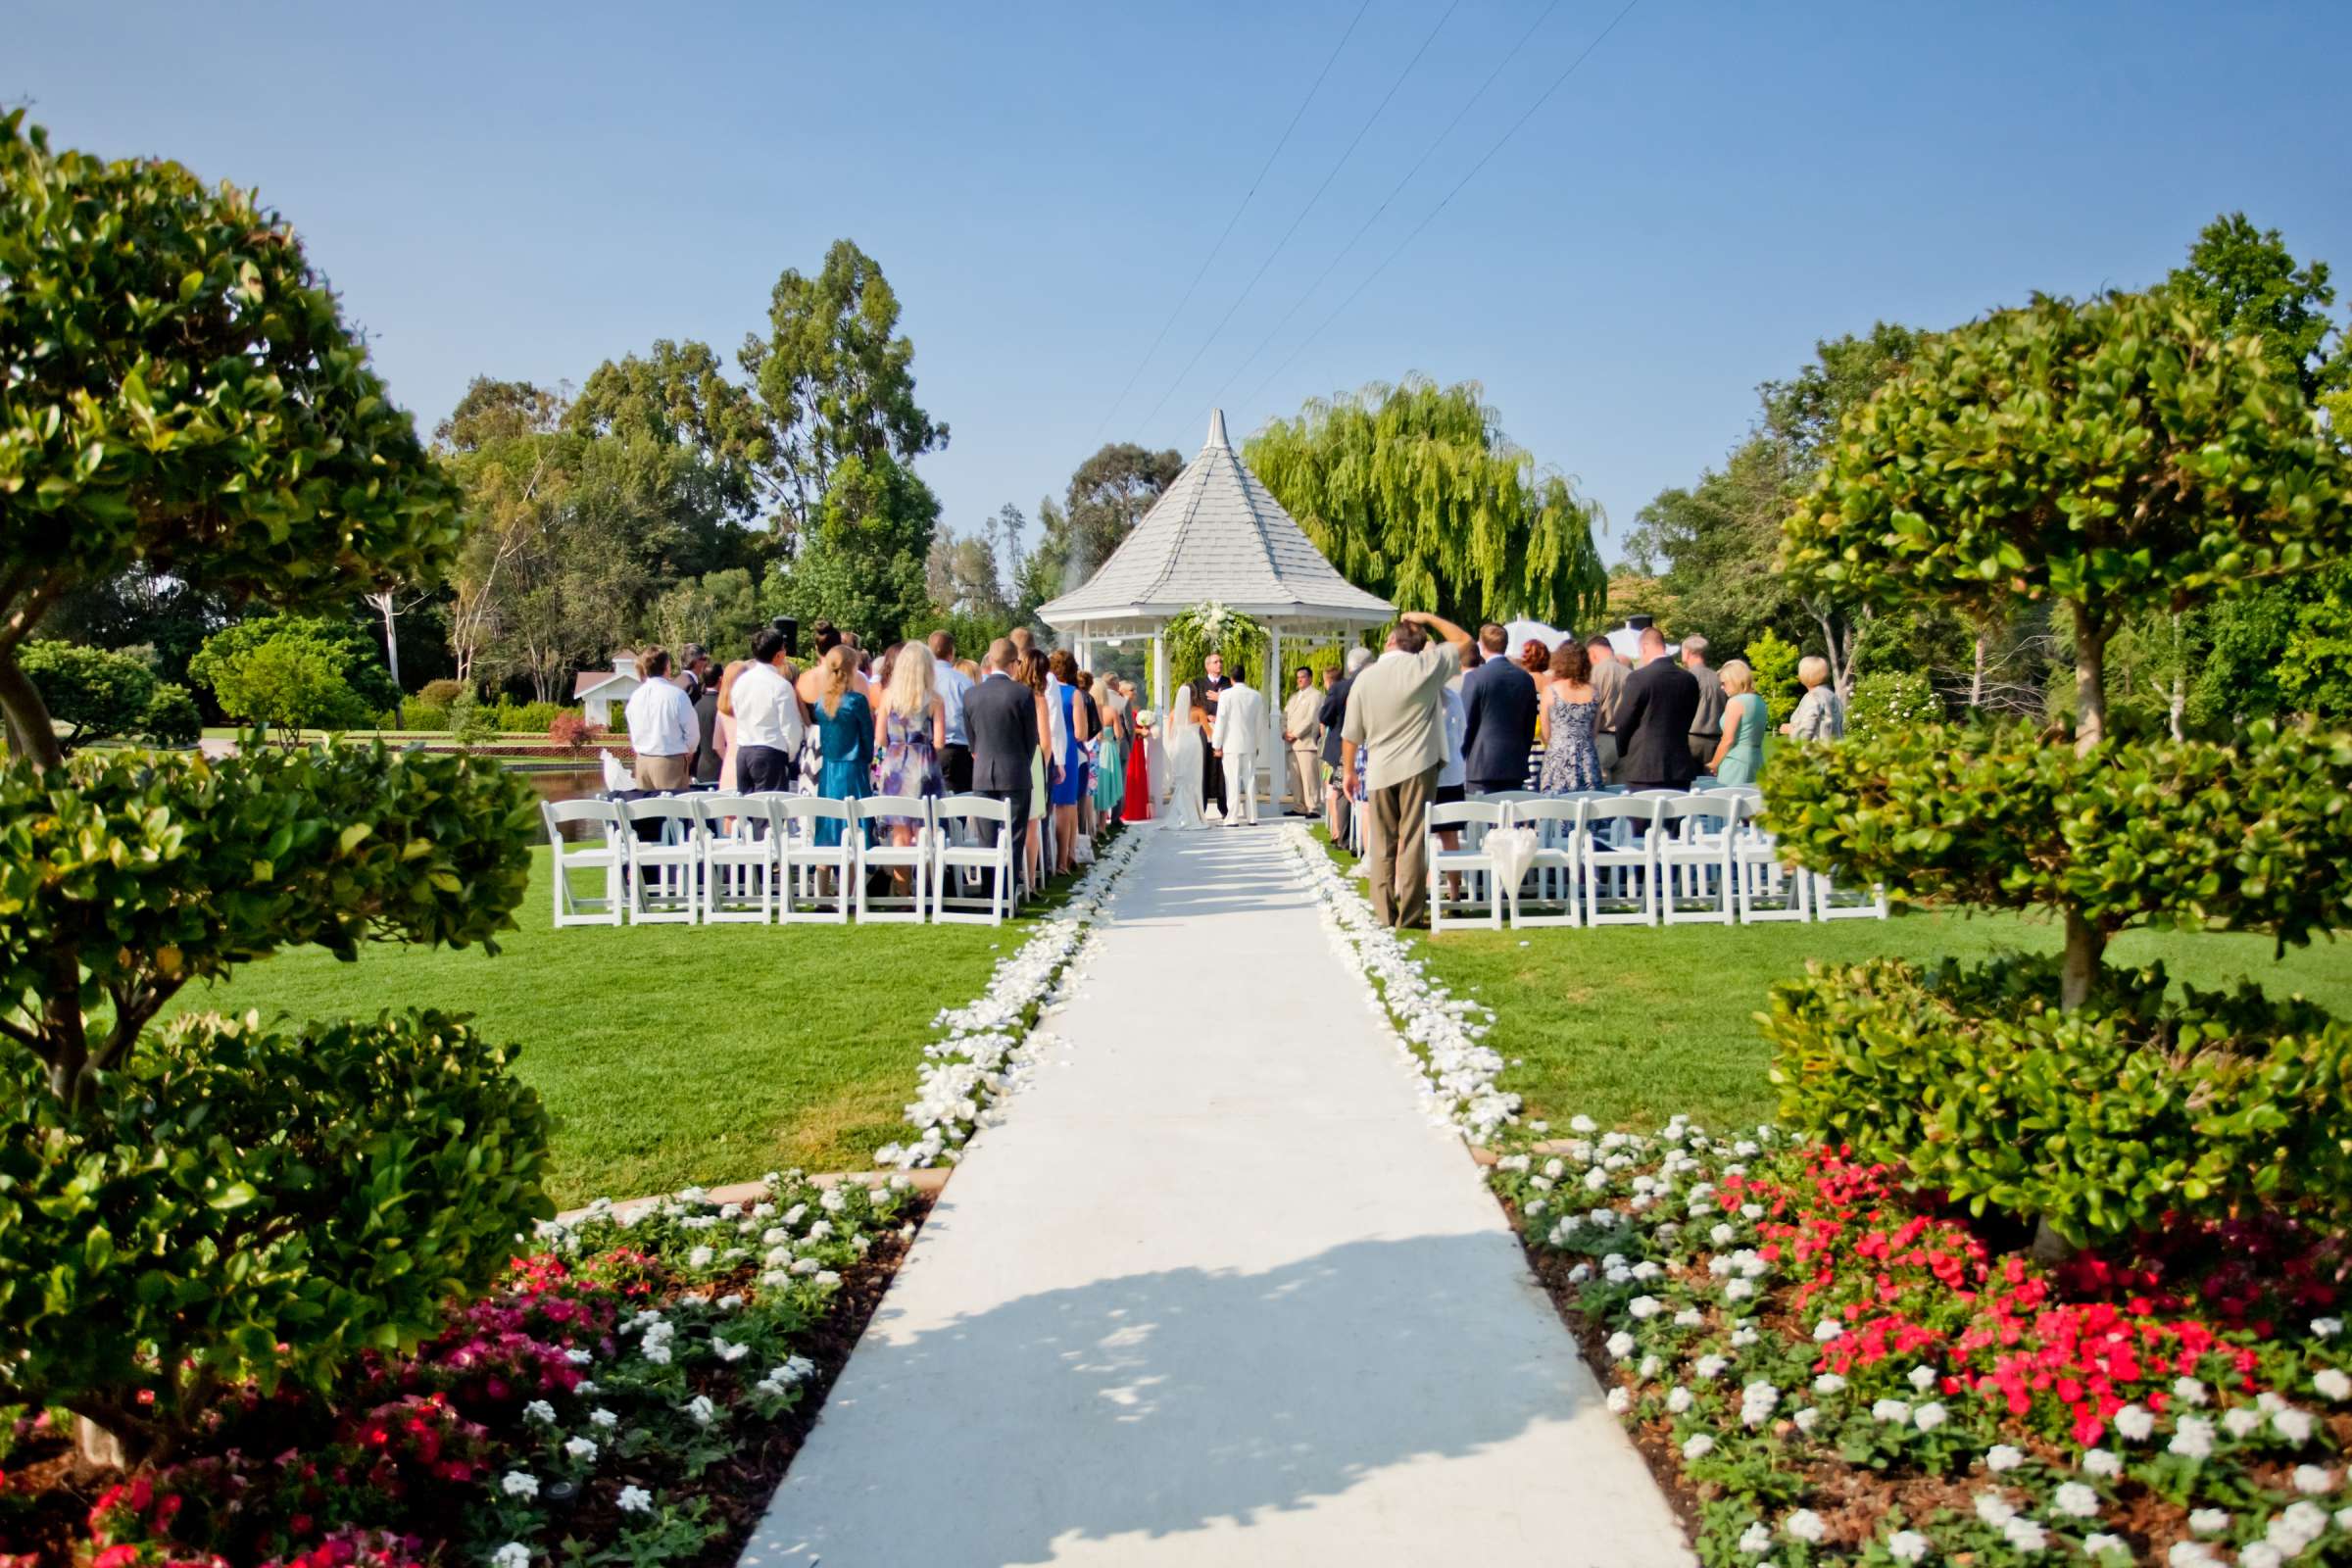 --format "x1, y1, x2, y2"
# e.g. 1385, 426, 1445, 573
1134, 709, 1157, 729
